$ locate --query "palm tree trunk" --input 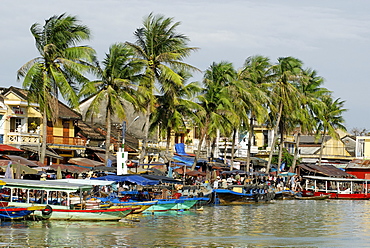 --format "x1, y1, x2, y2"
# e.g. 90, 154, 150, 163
211, 137, 217, 161
318, 129, 327, 166
166, 127, 171, 153
291, 132, 301, 173
40, 108, 48, 165
139, 104, 151, 165
246, 116, 254, 173
104, 109, 111, 166
266, 102, 283, 172
230, 128, 237, 171
277, 121, 284, 173
223, 139, 227, 164
192, 128, 206, 170
277, 136, 284, 173
206, 135, 211, 159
